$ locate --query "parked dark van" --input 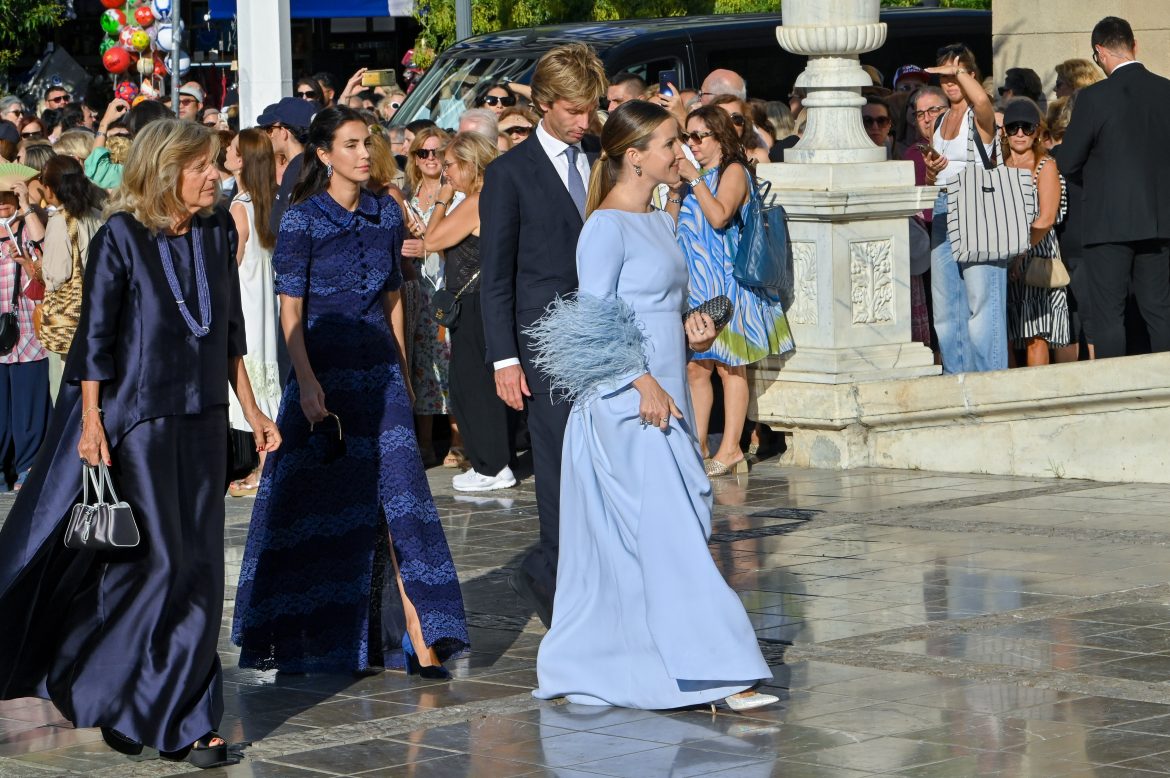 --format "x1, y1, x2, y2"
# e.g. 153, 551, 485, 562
393, 8, 991, 127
